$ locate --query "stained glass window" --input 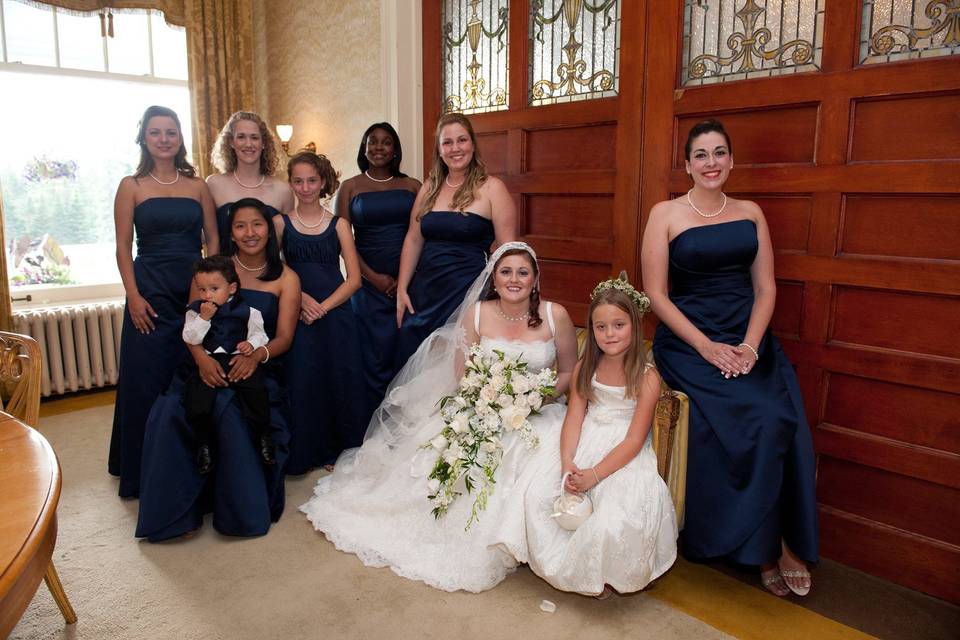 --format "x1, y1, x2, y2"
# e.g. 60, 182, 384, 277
442, 0, 509, 114
529, 0, 620, 107
682, 0, 824, 86
860, 0, 960, 64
